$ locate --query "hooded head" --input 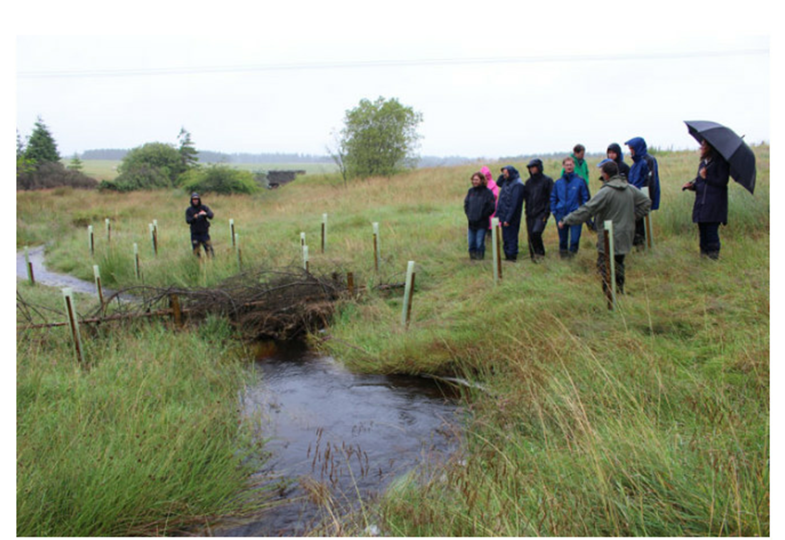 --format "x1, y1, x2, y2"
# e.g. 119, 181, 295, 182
624, 137, 648, 161
607, 143, 624, 163
526, 158, 544, 176
480, 165, 494, 184
190, 192, 201, 207
502, 165, 520, 181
